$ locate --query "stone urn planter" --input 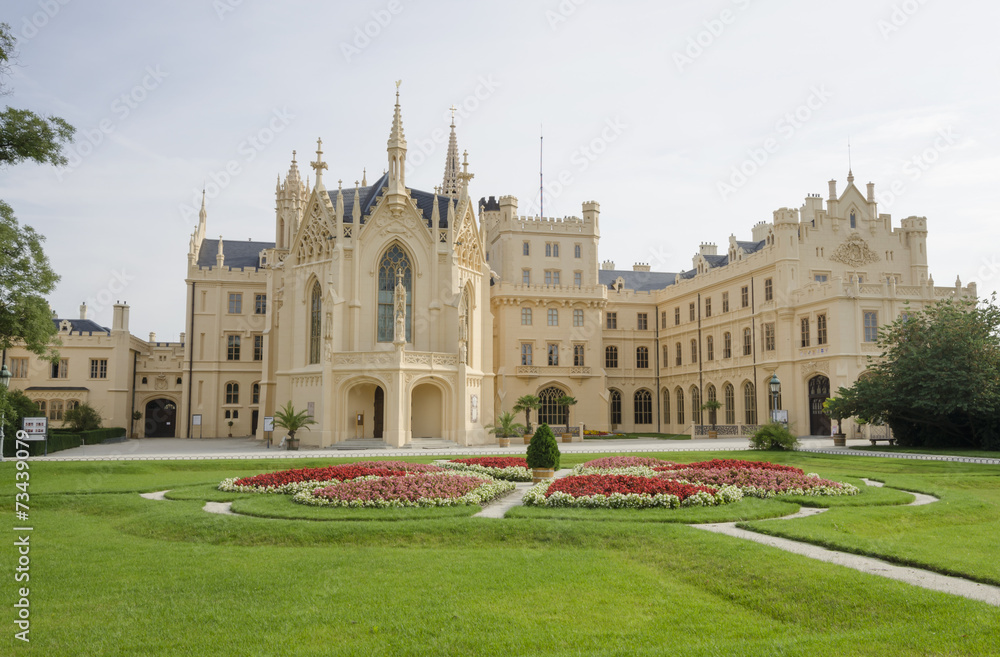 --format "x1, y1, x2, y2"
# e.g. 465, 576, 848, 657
498, 437, 510, 448
532, 468, 555, 484
287, 437, 300, 451
832, 433, 846, 447
523, 433, 532, 445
